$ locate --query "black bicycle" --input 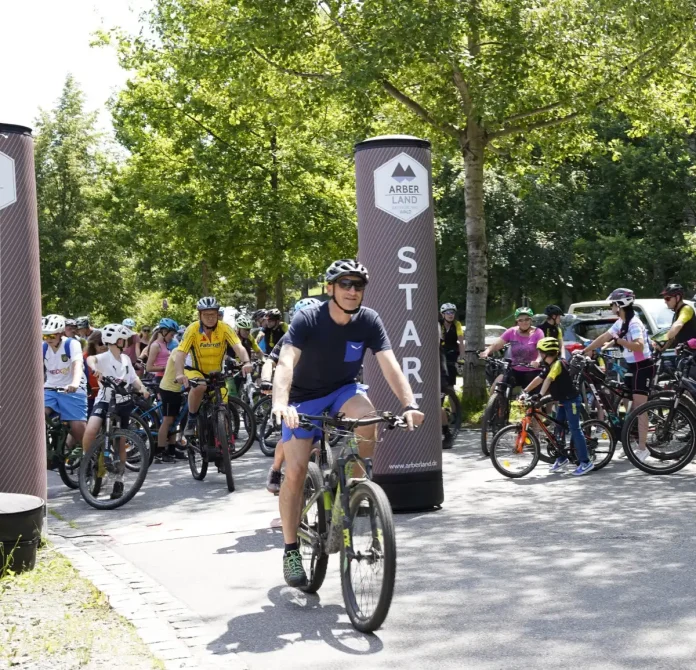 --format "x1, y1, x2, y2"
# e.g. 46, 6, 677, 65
297, 411, 414, 632
45, 388, 82, 489
186, 371, 241, 491
78, 377, 150, 509
480, 351, 516, 457
621, 345, 696, 474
